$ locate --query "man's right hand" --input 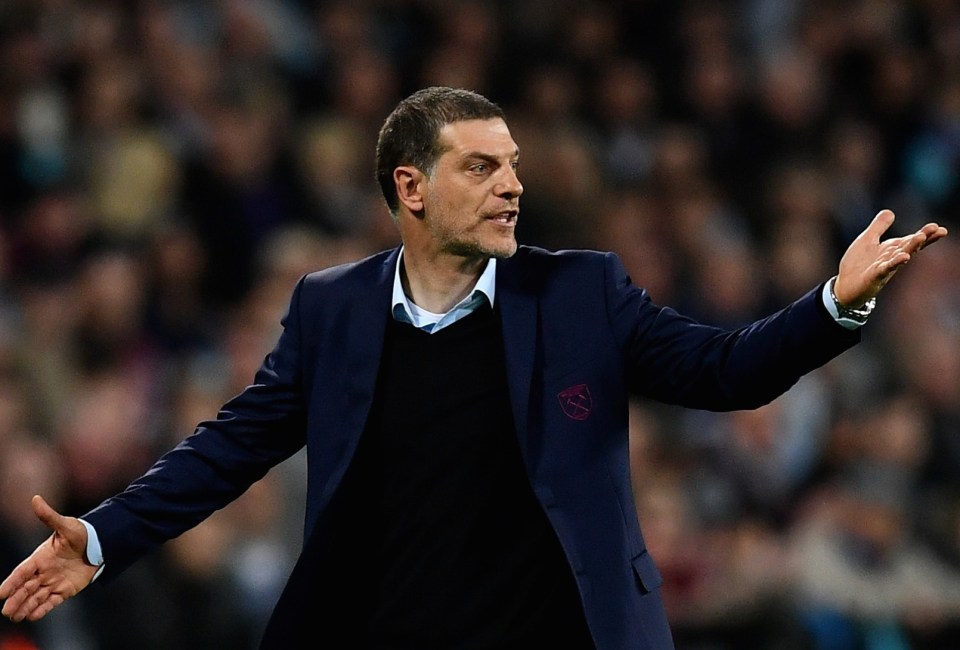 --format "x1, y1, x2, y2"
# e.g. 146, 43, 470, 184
0, 495, 98, 622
